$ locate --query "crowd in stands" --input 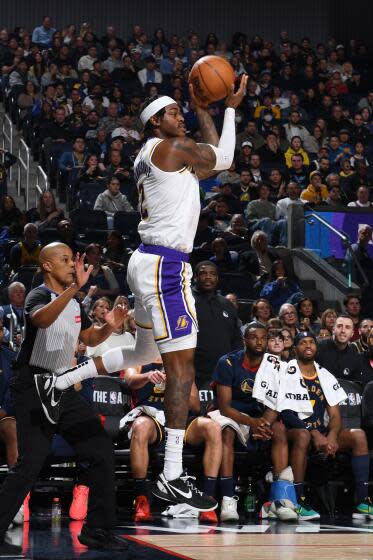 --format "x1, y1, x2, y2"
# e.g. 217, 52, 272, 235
1, 17, 373, 522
